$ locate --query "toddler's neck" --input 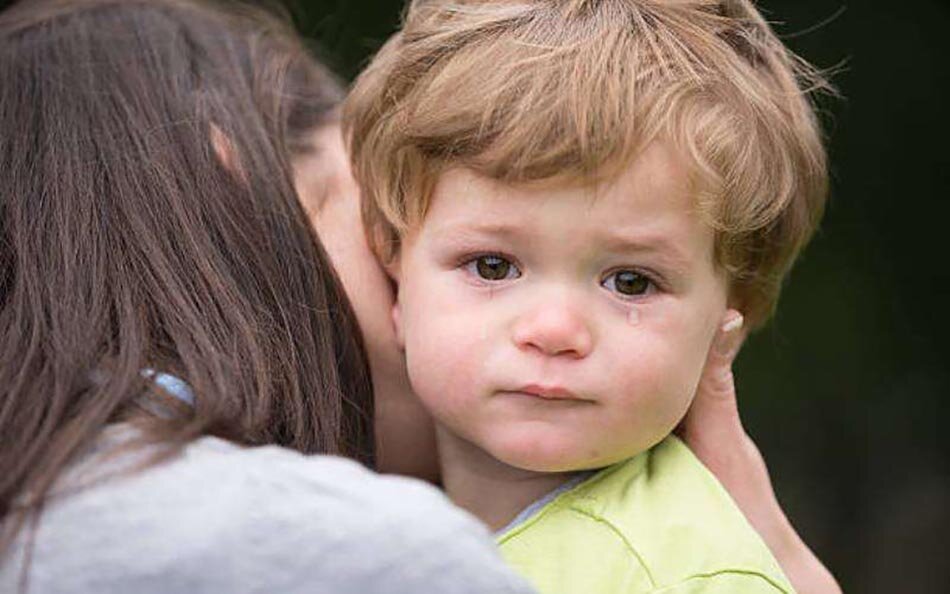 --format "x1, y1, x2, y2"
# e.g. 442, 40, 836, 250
436, 426, 578, 532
